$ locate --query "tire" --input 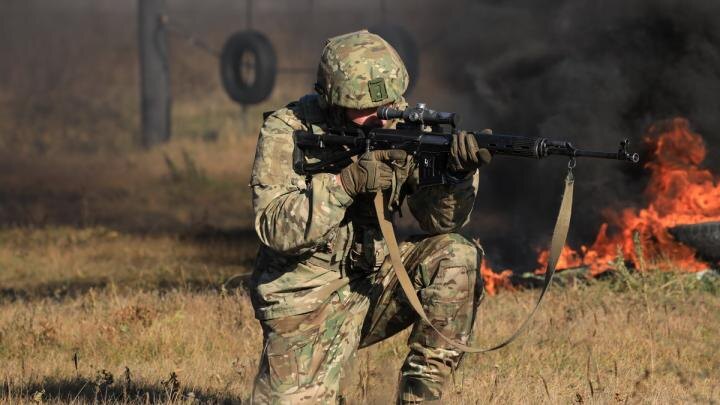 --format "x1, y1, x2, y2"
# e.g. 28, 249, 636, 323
668, 221, 720, 262
369, 24, 419, 94
220, 30, 277, 105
